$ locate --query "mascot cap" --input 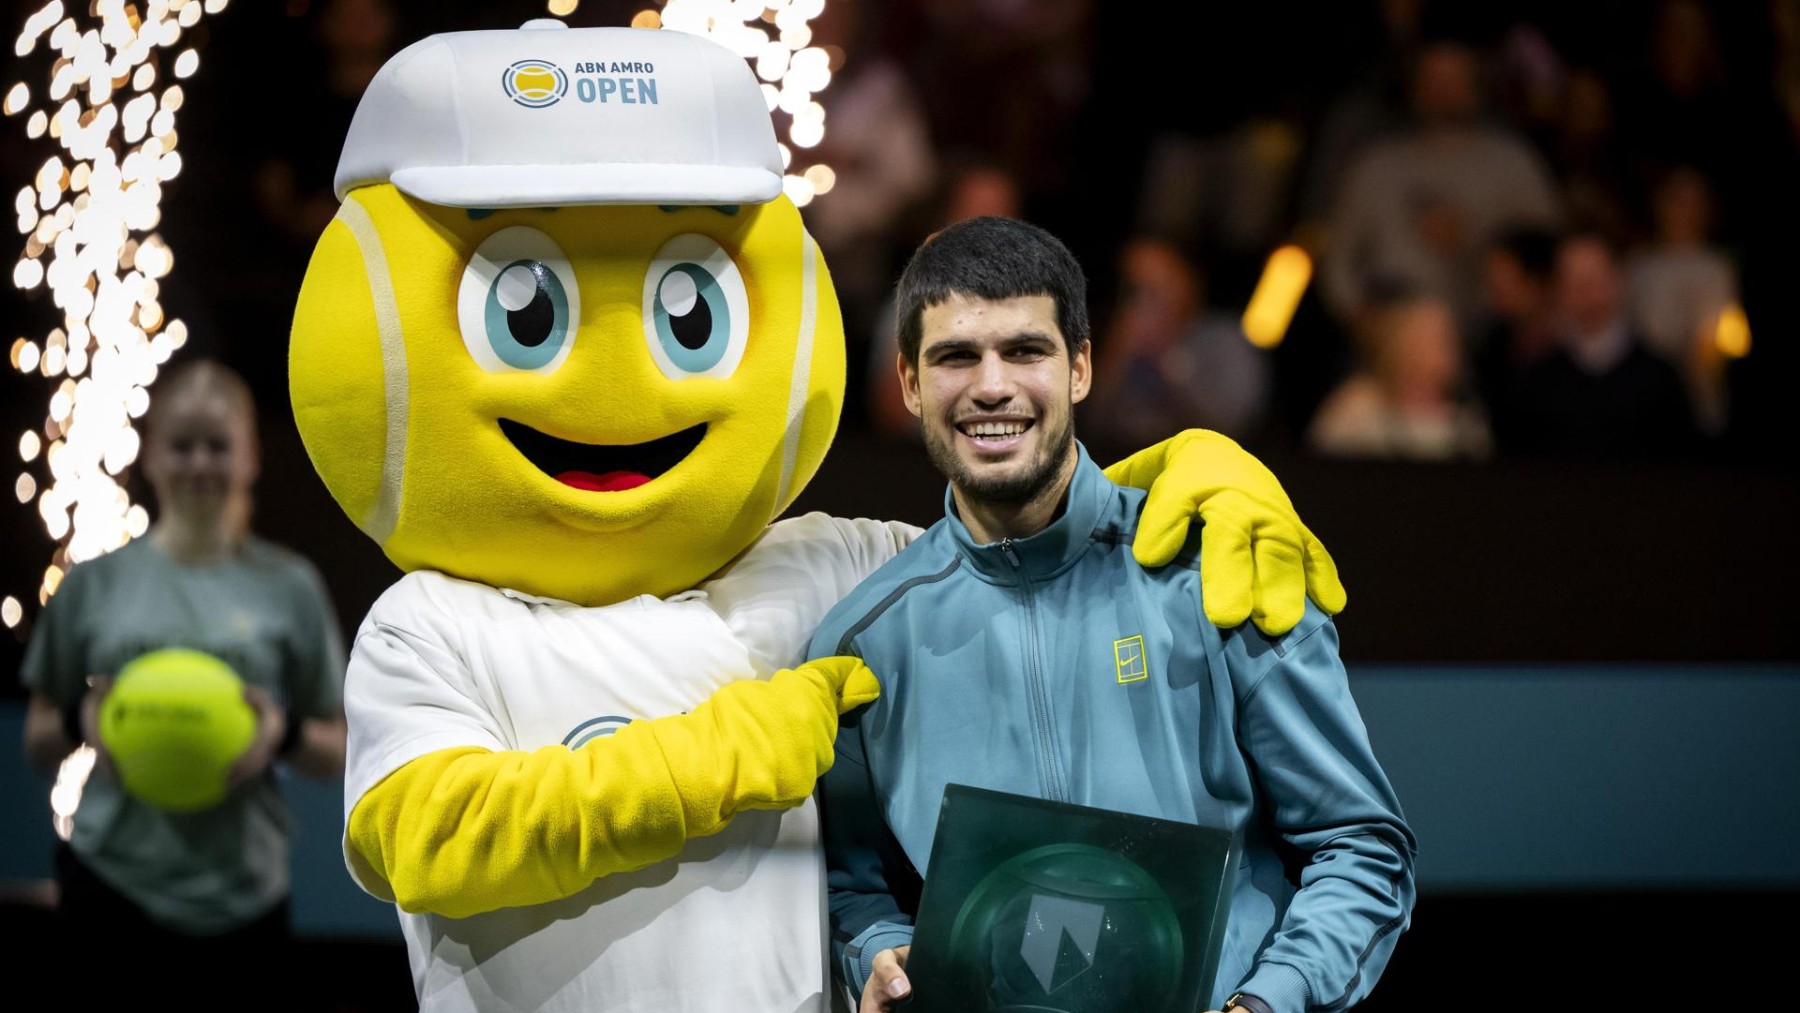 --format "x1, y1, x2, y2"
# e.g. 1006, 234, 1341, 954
333, 20, 783, 208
